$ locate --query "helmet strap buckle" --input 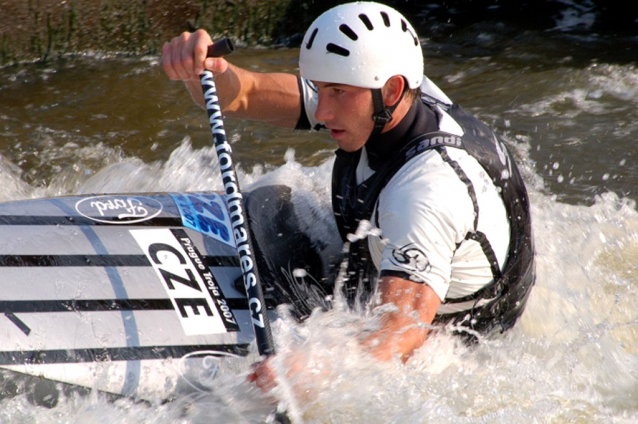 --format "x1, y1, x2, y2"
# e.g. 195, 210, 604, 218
370, 87, 406, 138
370, 89, 392, 137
